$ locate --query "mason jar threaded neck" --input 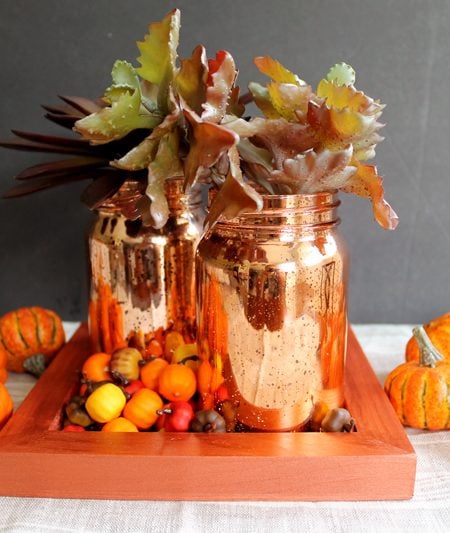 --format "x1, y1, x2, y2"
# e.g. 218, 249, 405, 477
217, 191, 340, 229
98, 176, 201, 216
